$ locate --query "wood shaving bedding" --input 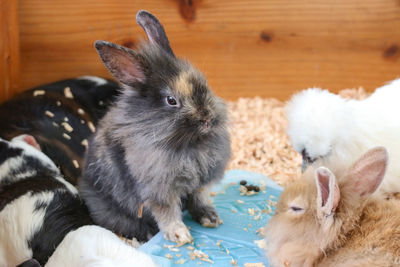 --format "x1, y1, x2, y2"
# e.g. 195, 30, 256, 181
226, 88, 368, 186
